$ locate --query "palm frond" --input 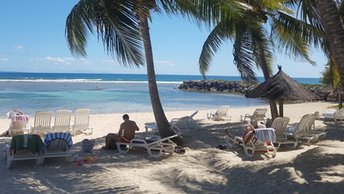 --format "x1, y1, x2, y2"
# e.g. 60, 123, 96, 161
251, 26, 274, 77
270, 11, 323, 64
162, 0, 244, 28
199, 22, 234, 76
233, 27, 257, 83
66, 0, 144, 67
